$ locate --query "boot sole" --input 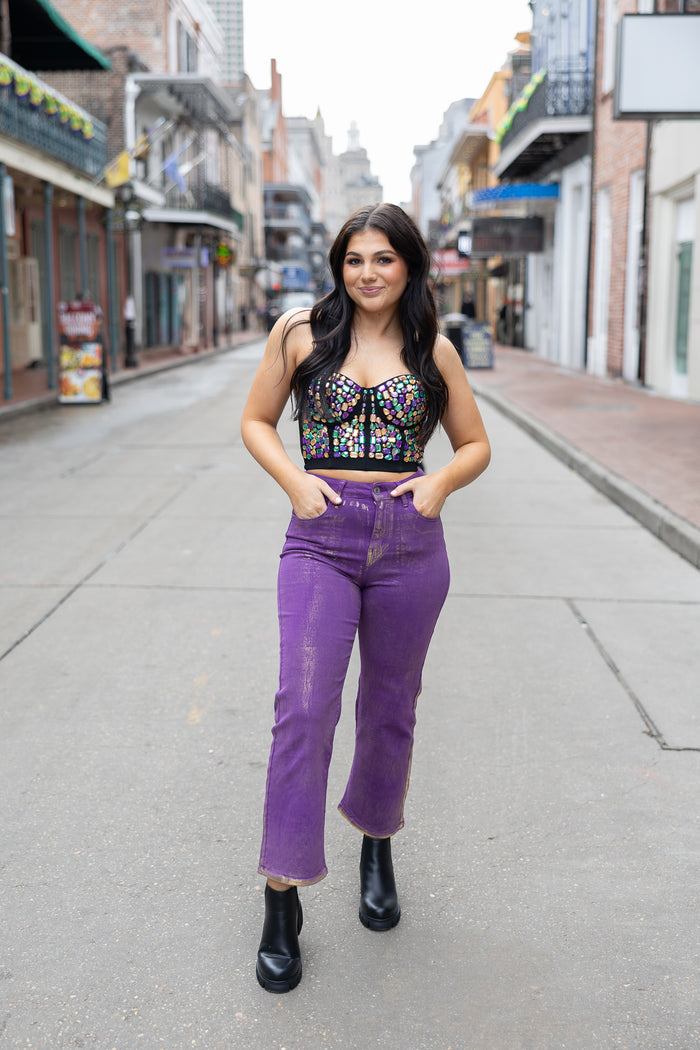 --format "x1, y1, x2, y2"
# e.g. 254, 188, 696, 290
255, 962, 302, 993
359, 907, 401, 932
